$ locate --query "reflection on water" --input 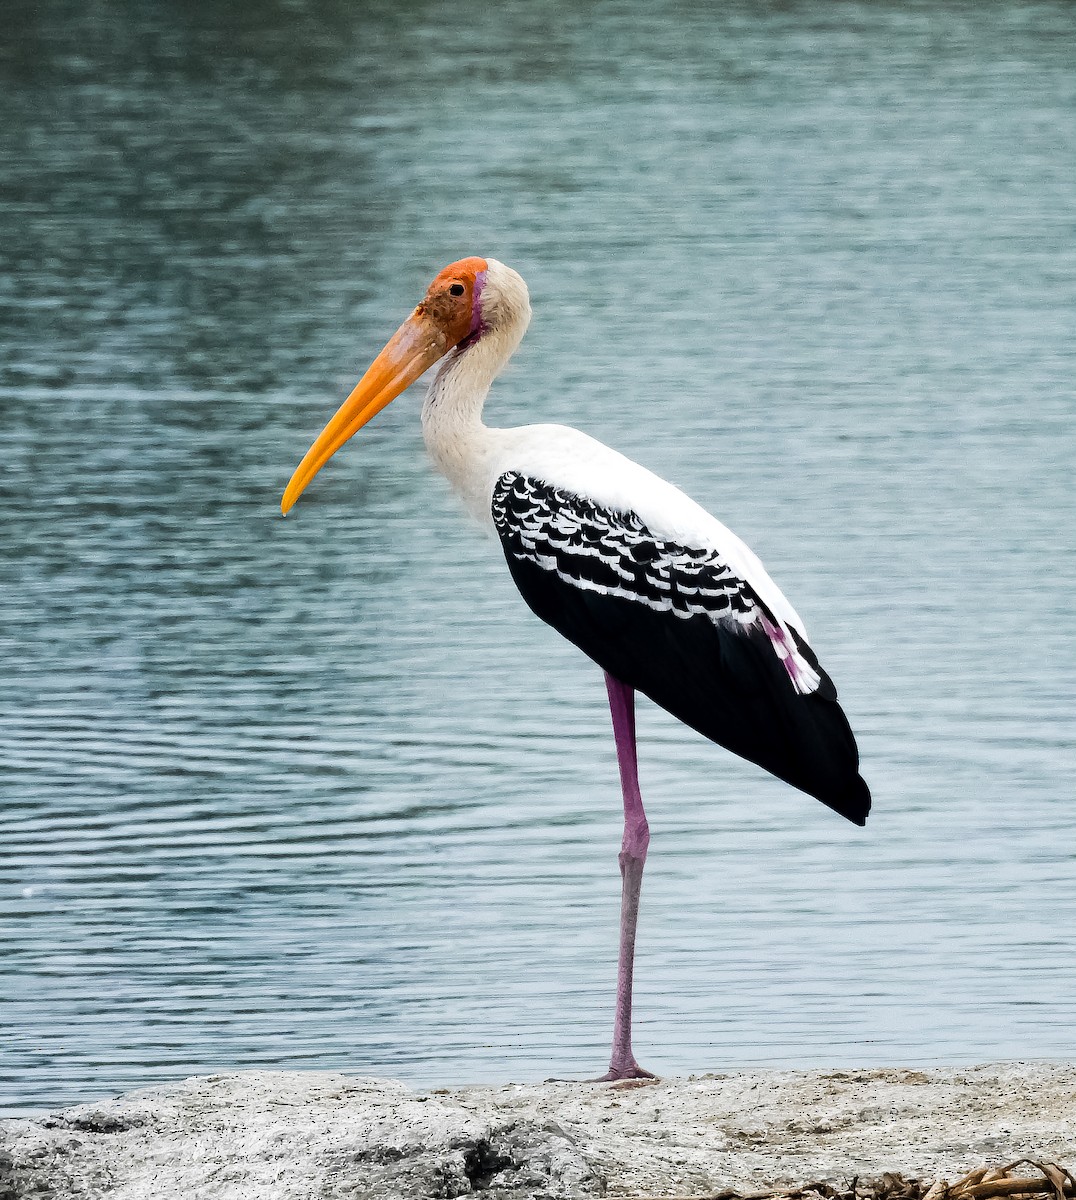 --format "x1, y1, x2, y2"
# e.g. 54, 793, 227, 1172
2, 0, 1075, 1113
